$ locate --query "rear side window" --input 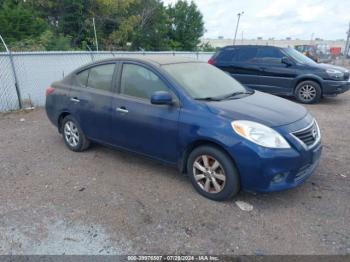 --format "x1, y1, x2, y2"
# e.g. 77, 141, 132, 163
215, 47, 237, 62
76, 70, 89, 87
120, 63, 169, 100
87, 64, 115, 91
235, 47, 258, 62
